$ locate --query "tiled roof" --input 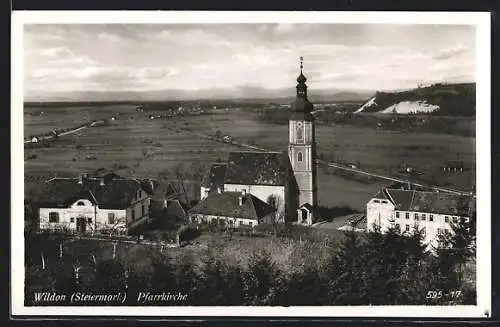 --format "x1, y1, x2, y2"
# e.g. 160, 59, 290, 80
39, 177, 145, 209
201, 163, 227, 188
373, 189, 389, 200
384, 188, 473, 216
188, 192, 275, 221
386, 189, 414, 210
224, 151, 287, 186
